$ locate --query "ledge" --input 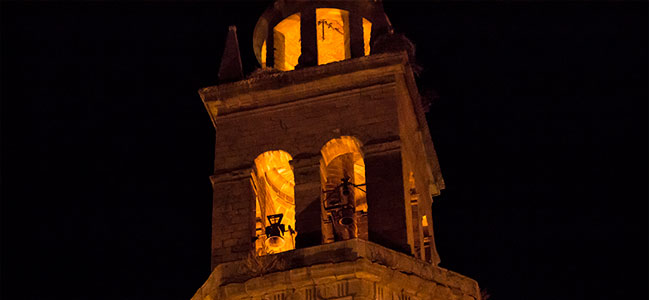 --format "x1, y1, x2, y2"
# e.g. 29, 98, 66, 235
198, 52, 413, 118
191, 239, 479, 300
